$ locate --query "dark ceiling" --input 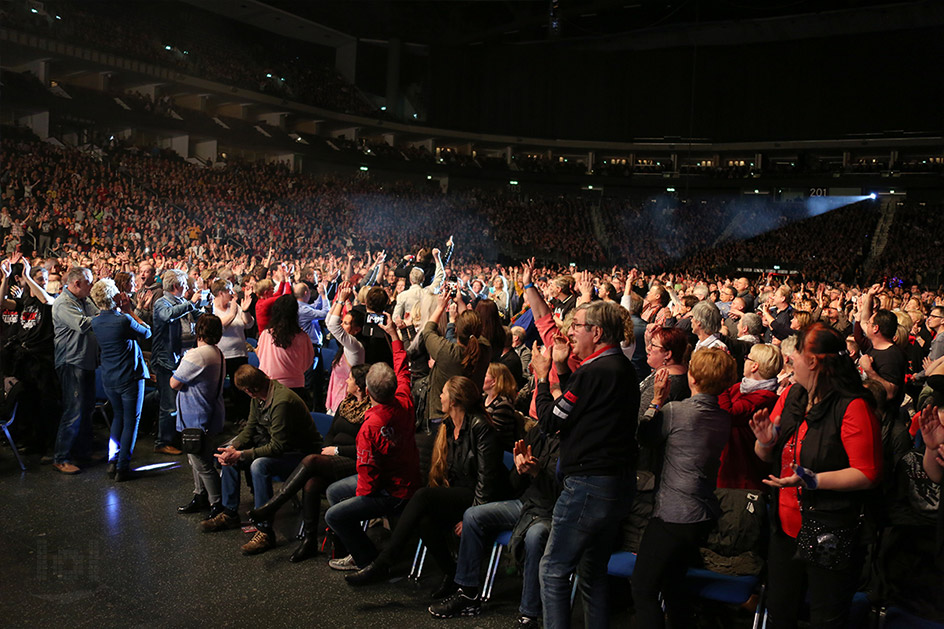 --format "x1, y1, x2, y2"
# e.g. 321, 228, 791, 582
261, 0, 921, 46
